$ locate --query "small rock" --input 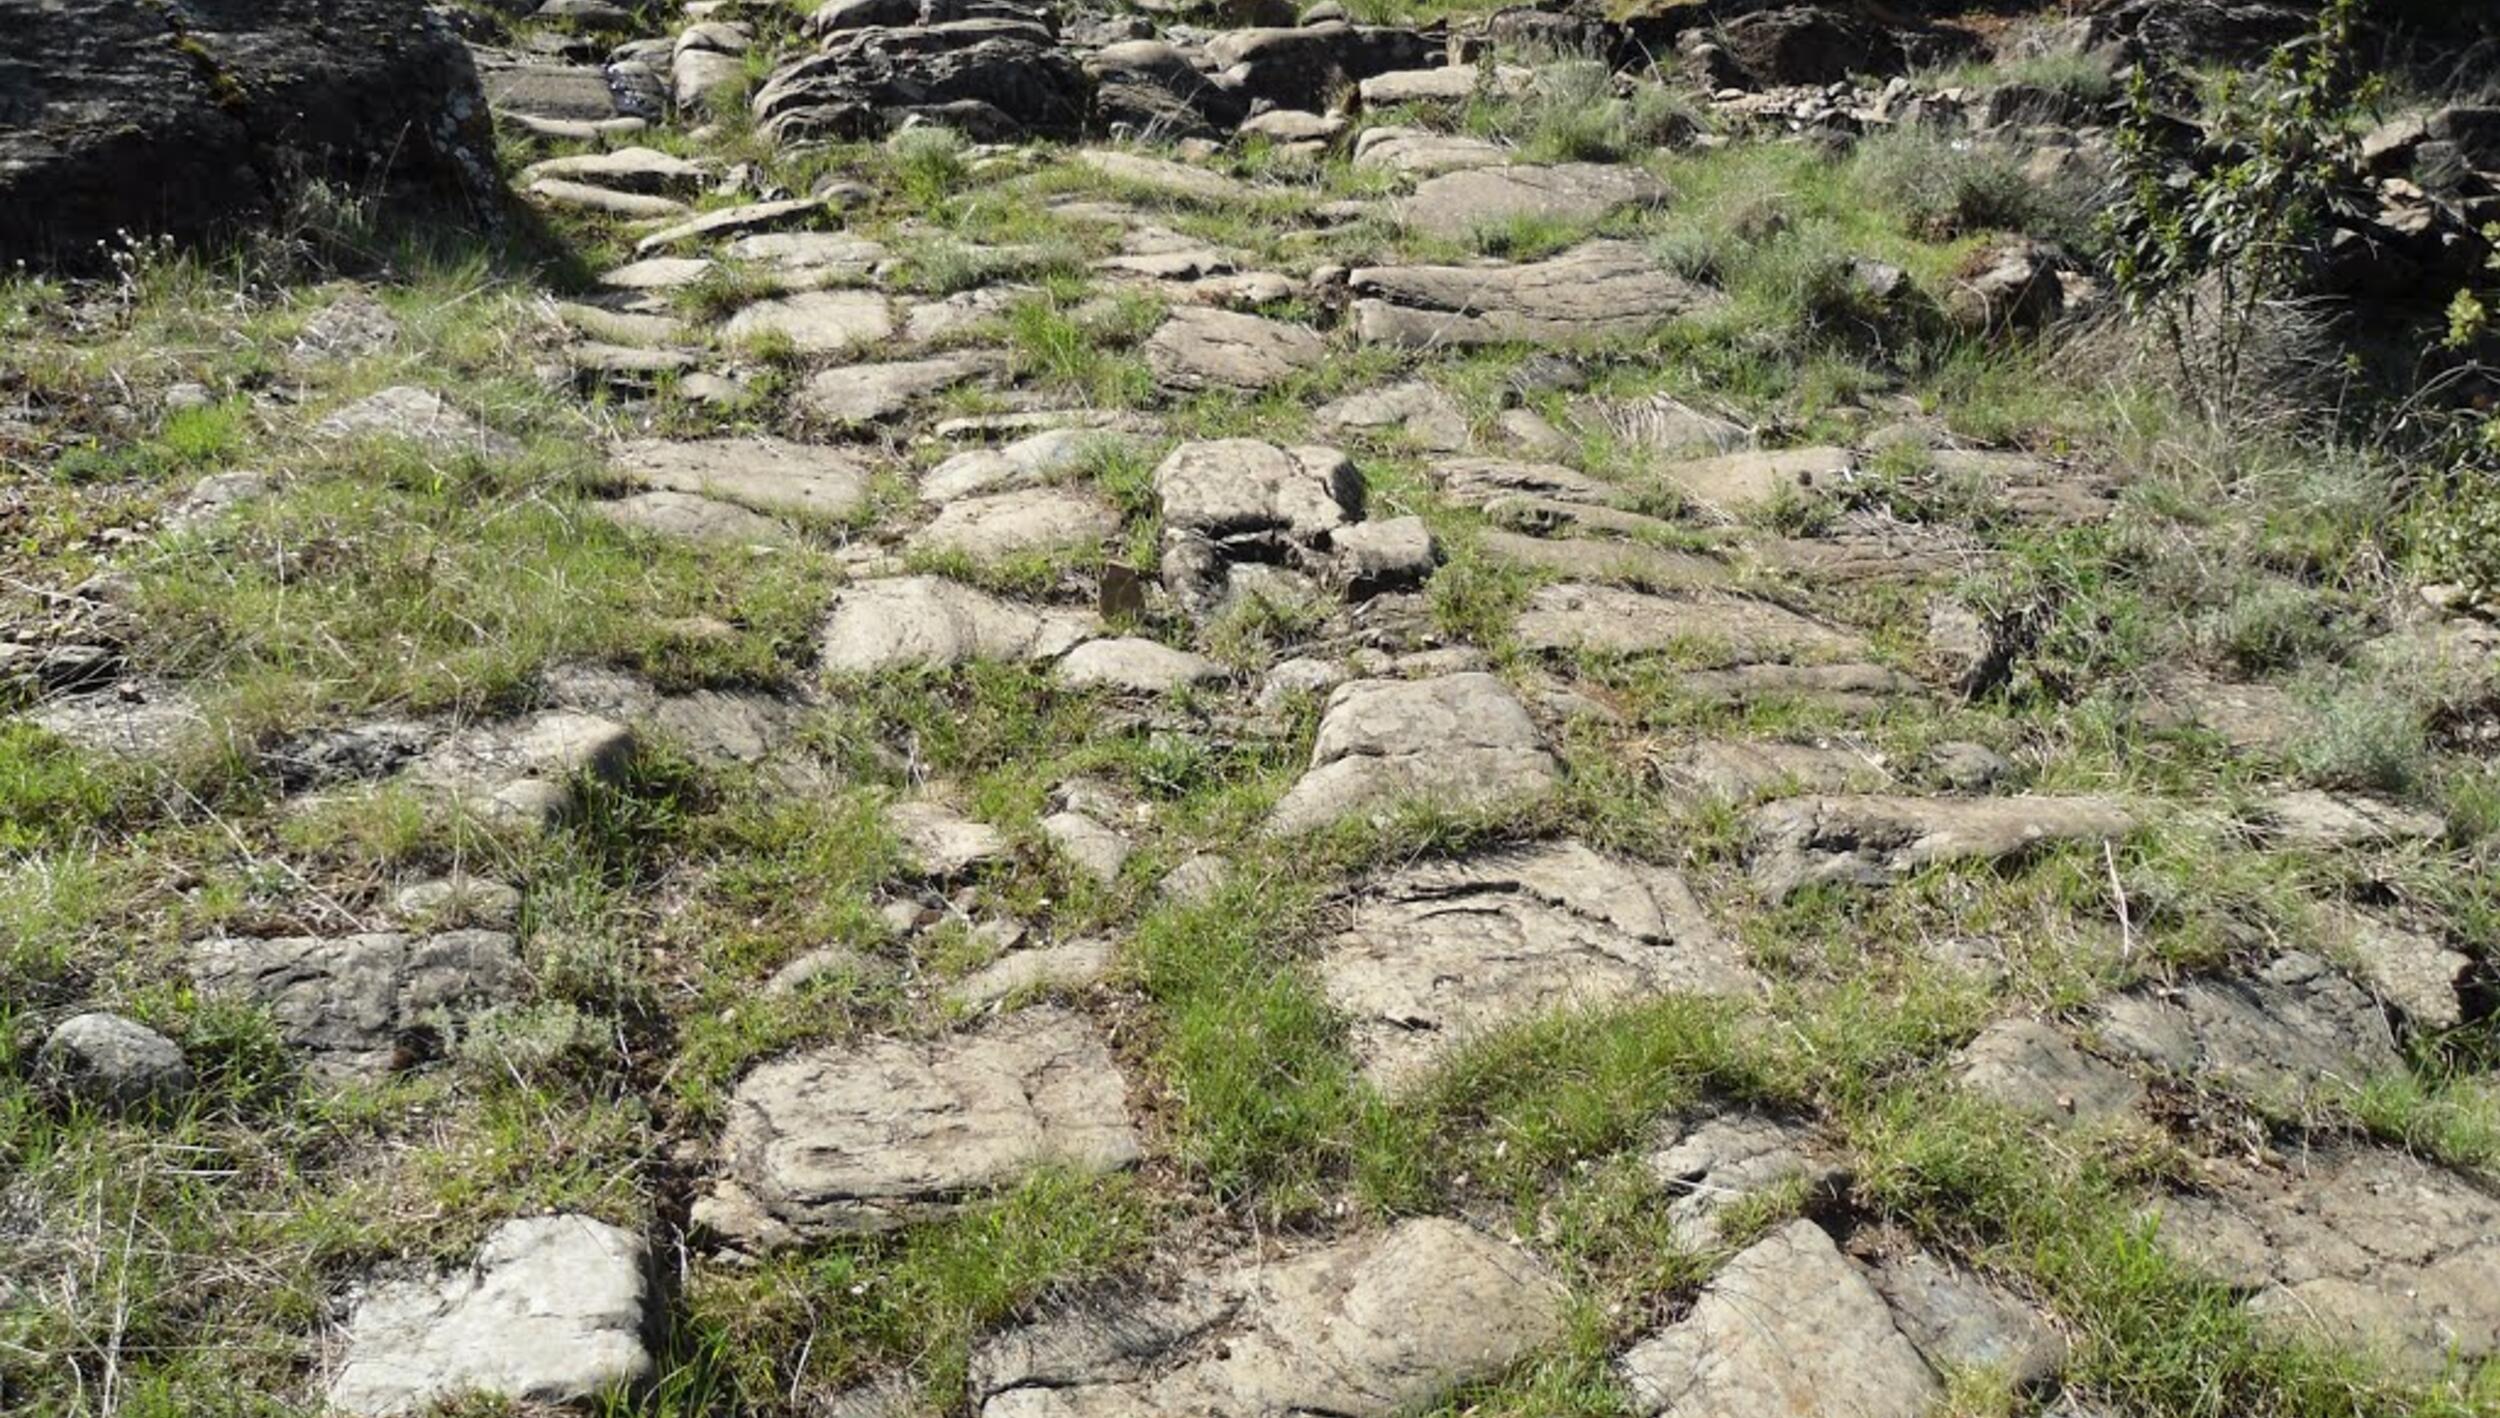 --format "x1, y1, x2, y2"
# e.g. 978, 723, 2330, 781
35, 1013, 193, 1114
